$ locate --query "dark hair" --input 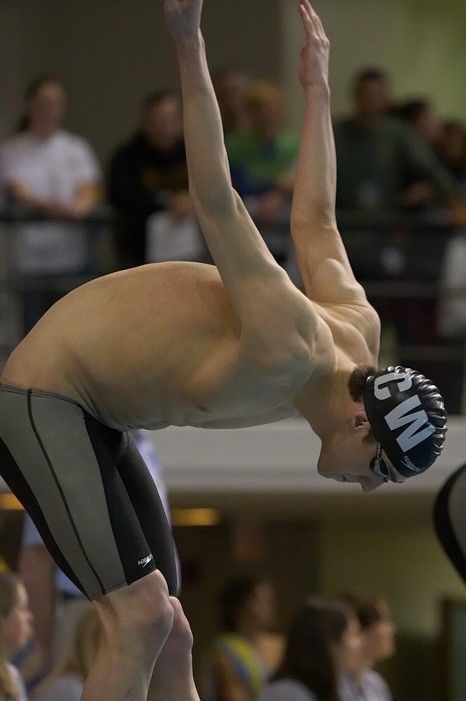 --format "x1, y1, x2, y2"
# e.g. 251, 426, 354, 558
218, 576, 264, 632
275, 598, 354, 701
348, 365, 378, 443
352, 68, 387, 94
141, 90, 178, 114
17, 74, 65, 132
348, 364, 377, 403
397, 99, 431, 125
339, 591, 388, 630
